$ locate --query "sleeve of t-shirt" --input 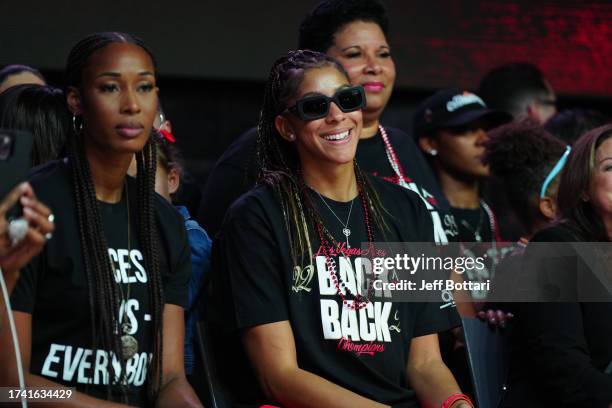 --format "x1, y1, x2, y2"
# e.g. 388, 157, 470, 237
213, 194, 289, 331
412, 302, 461, 338
163, 214, 193, 309
10, 252, 43, 313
